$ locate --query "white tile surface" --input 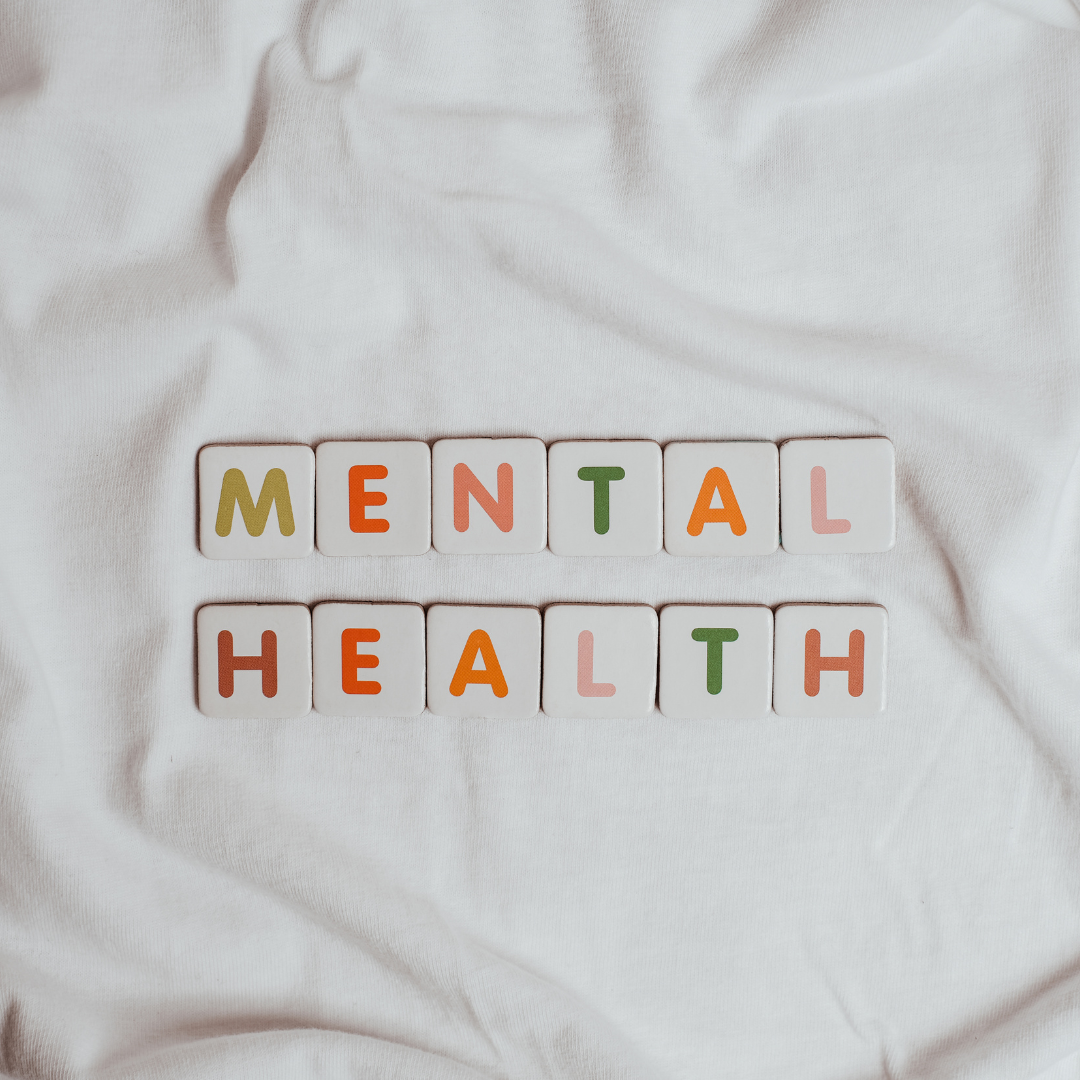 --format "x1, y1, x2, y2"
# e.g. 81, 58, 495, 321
199, 444, 315, 560
197, 604, 312, 718
542, 605, 658, 718
779, 437, 895, 554
431, 439, 547, 554
658, 605, 773, 719
773, 604, 887, 718
312, 603, 426, 717
664, 442, 779, 556
315, 441, 430, 556
548, 441, 662, 556
426, 605, 541, 718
